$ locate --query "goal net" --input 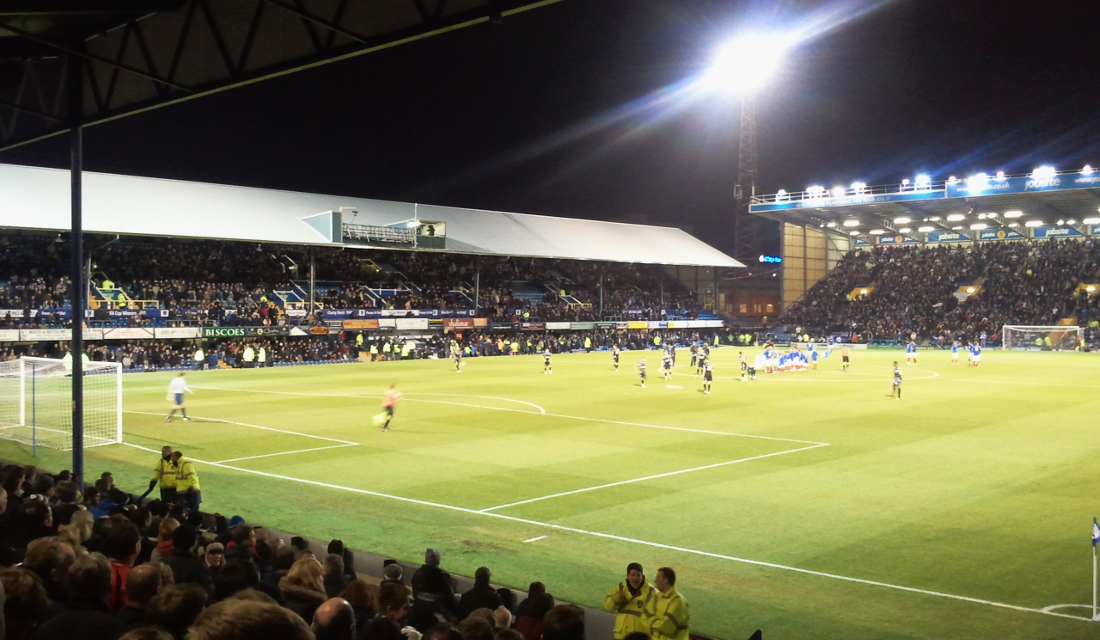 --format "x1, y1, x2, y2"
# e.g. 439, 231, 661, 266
1001, 325, 1083, 351
0, 357, 122, 451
